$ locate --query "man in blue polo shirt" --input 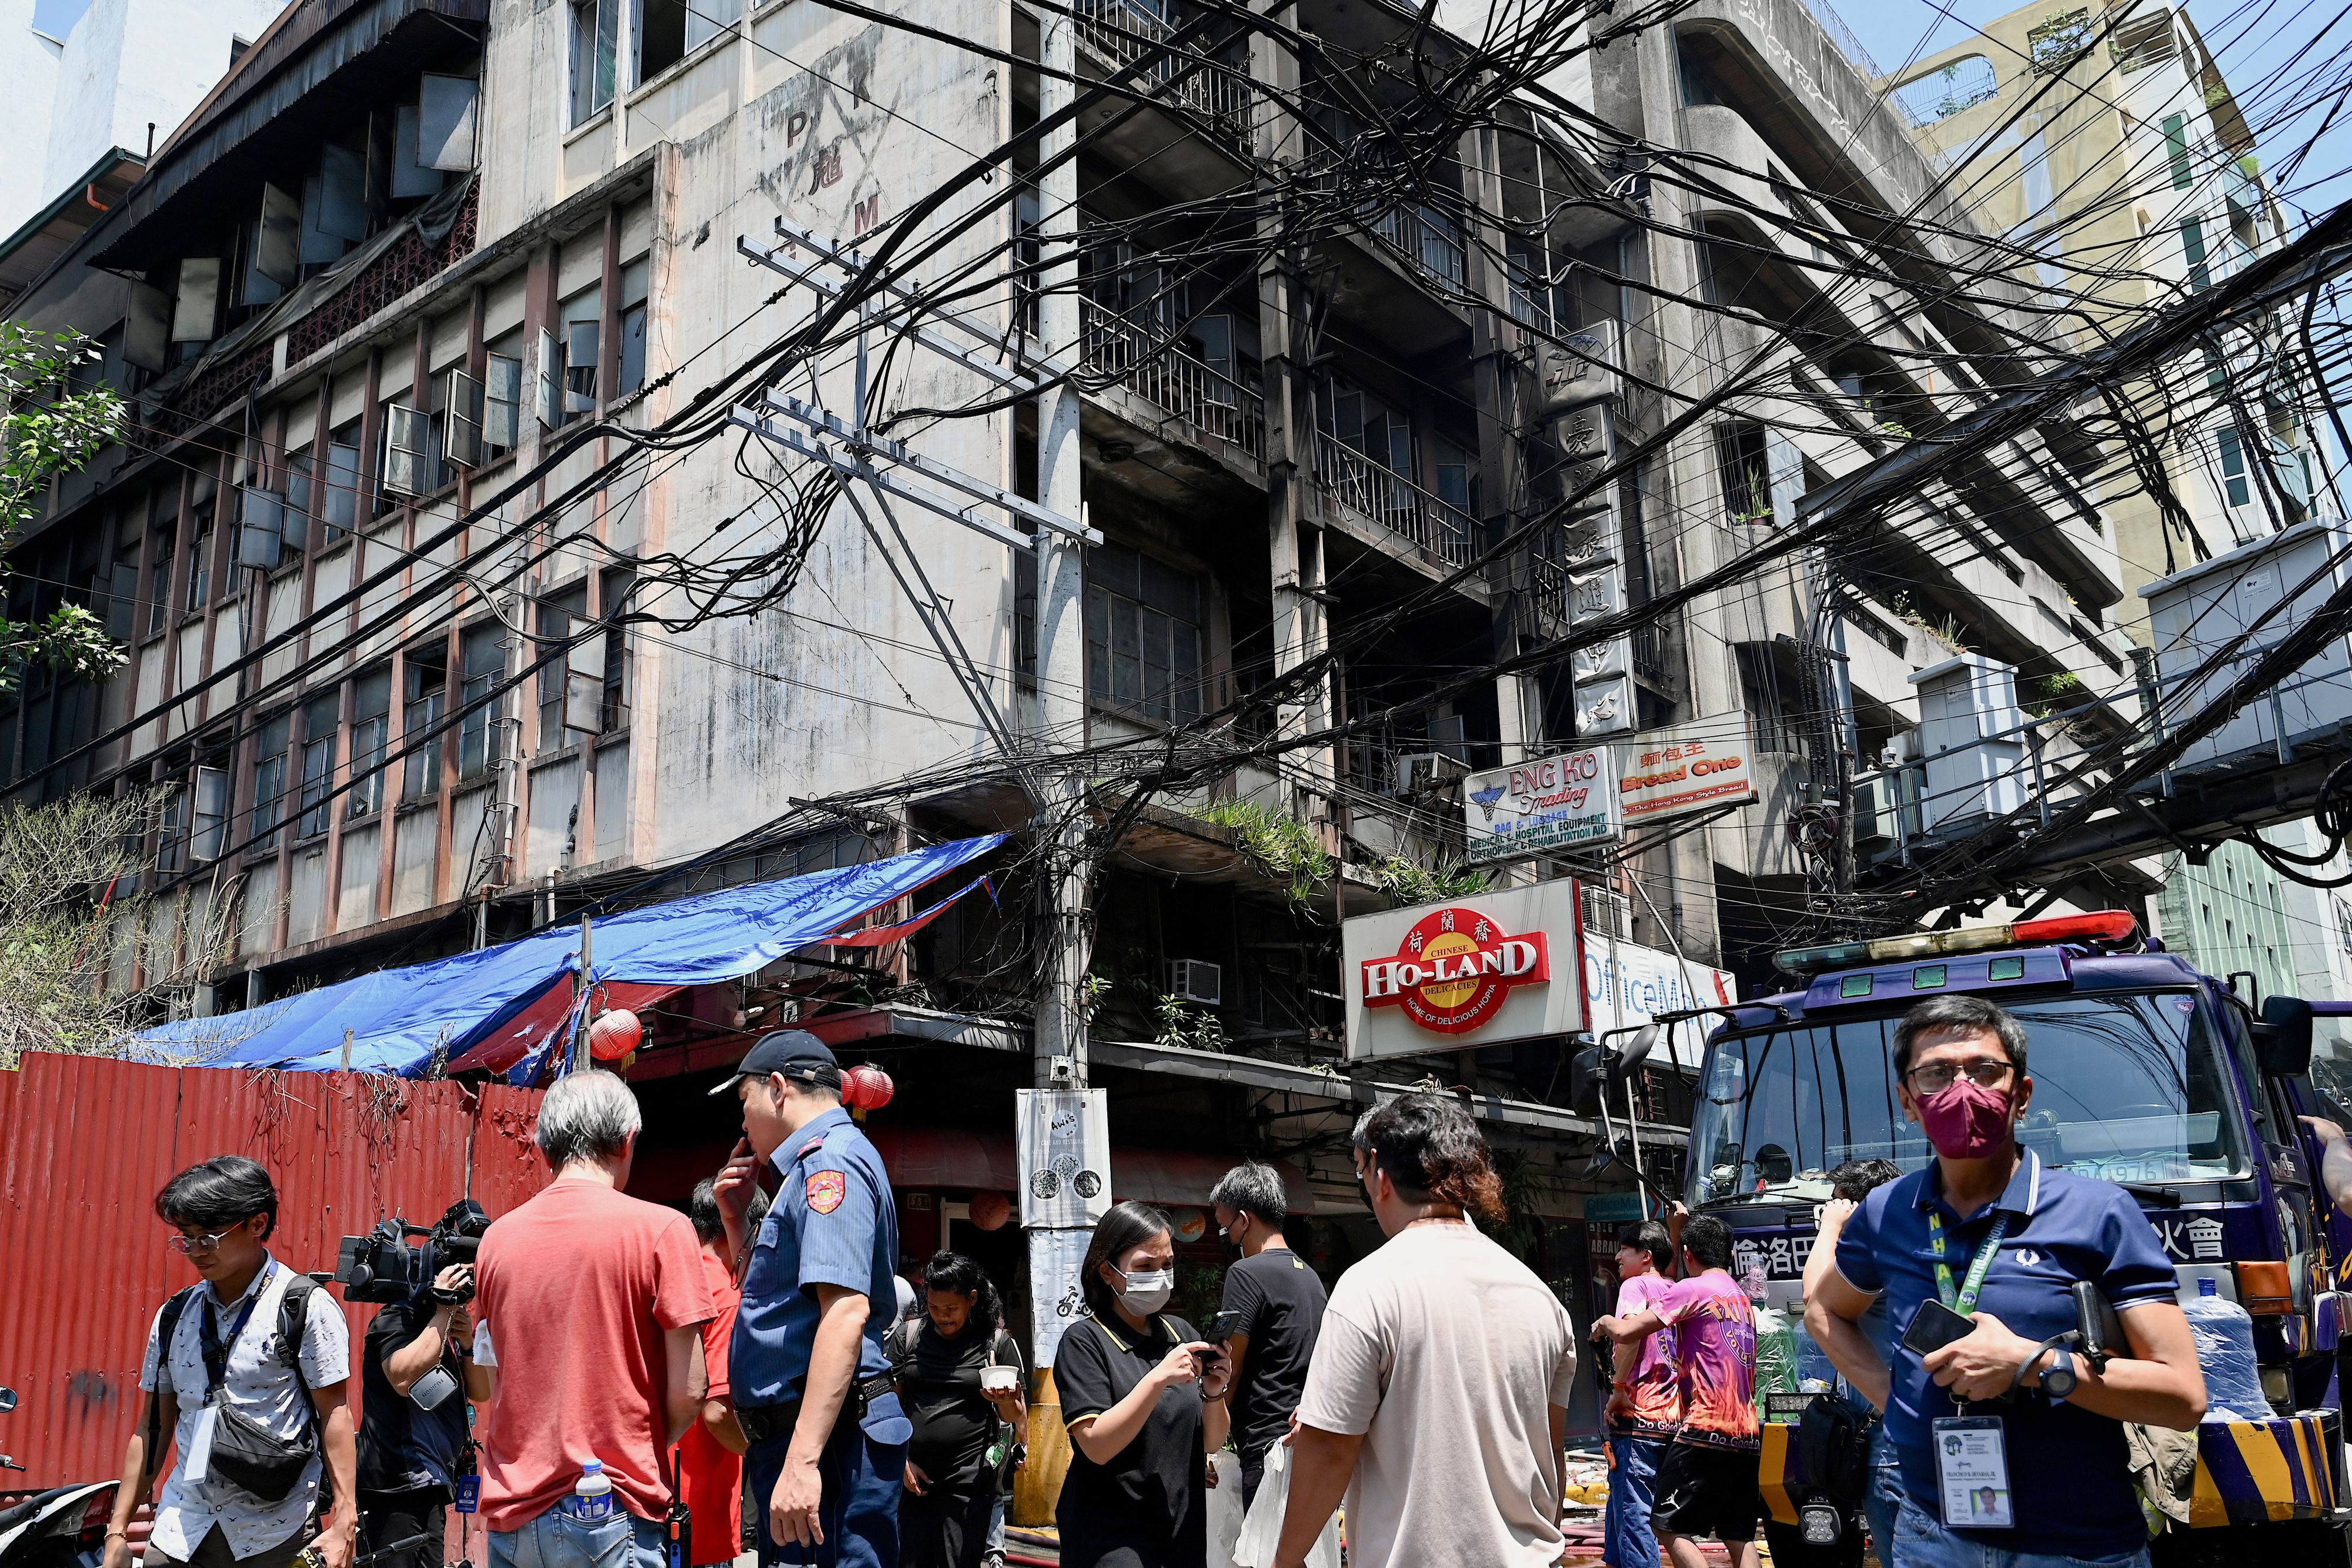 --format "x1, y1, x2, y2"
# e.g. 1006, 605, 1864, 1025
1806, 995, 2207, 1567
711, 1033, 910, 1568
